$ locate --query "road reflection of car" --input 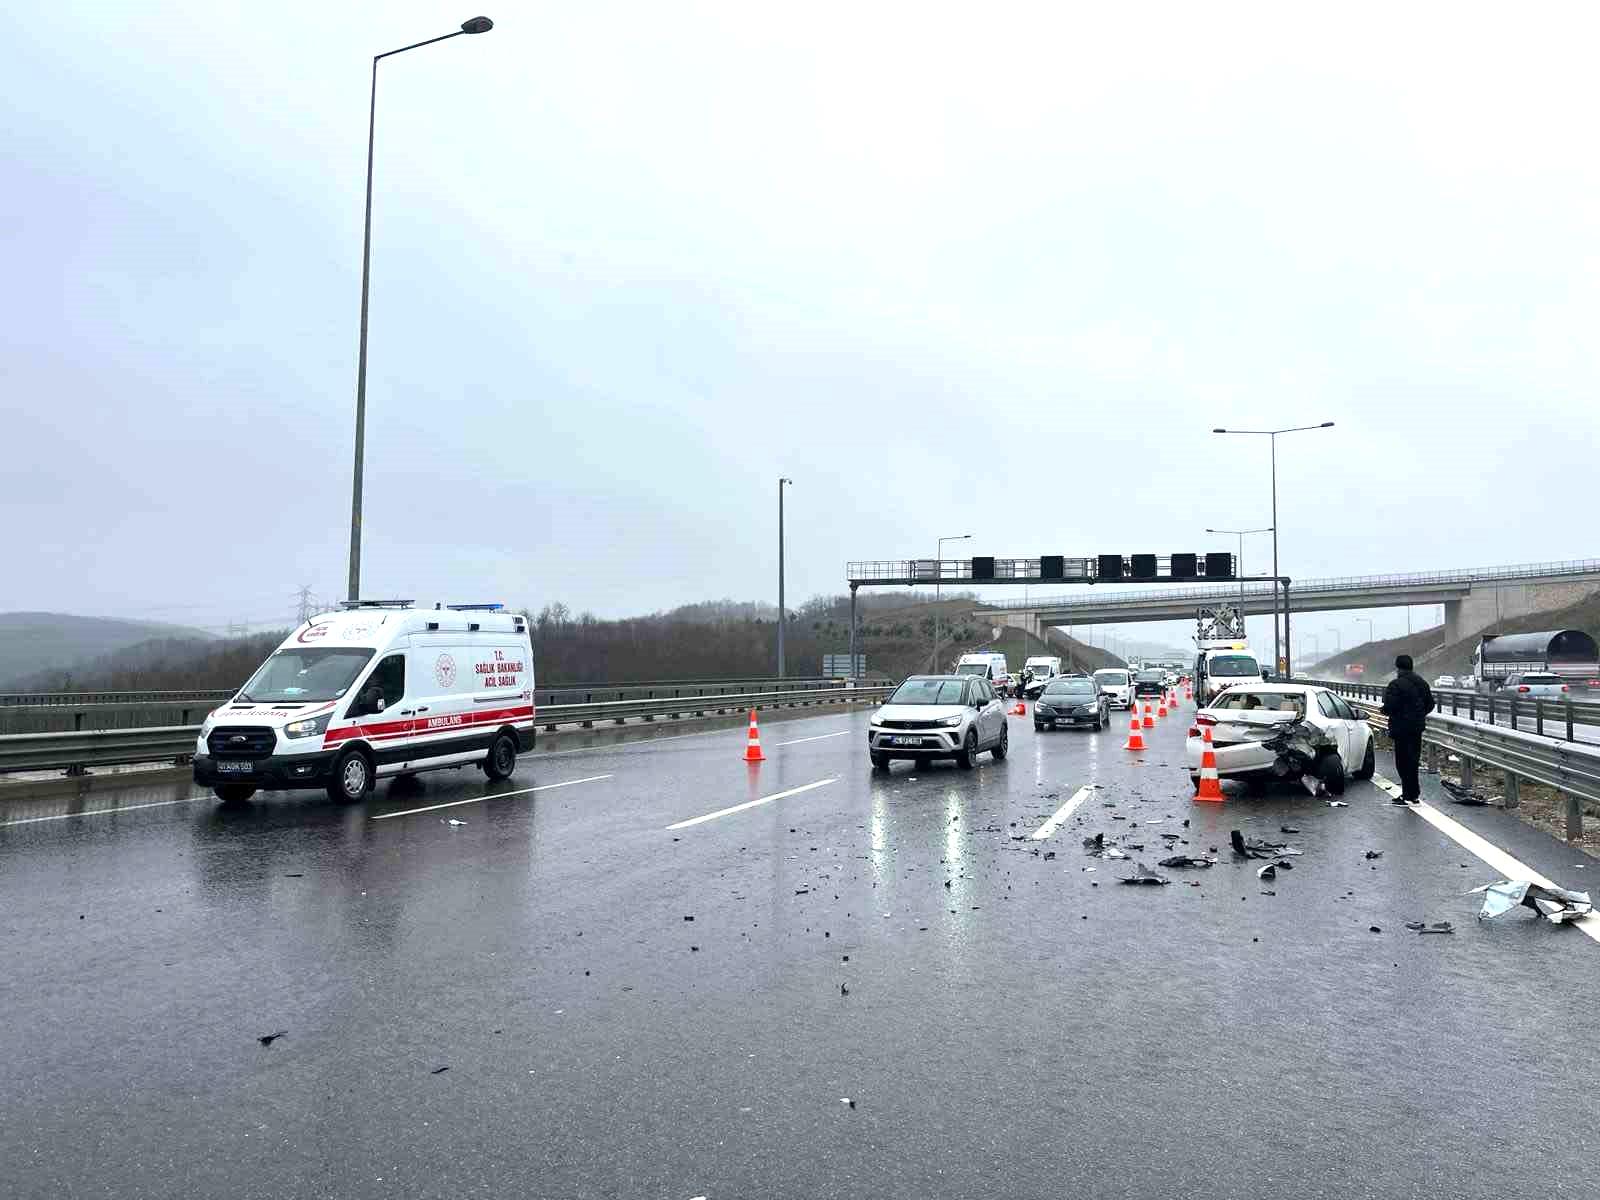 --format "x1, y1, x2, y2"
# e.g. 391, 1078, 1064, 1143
1132, 669, 1166, 700
1506, 672, 1570, 700
1034, 676, 1110, 731
869, 674, 1008, 771
1093, 668, 1134, 709
1185, 683, 1374, 794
